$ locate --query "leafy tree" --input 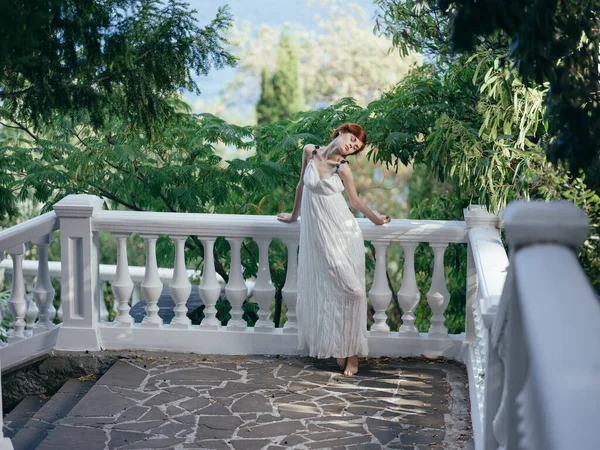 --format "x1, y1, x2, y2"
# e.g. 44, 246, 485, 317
0, 0, 236, 133
440, 0, 600, 171
0, 0, 236, 219
256, 29, 305, 126
214, 0, 420, 121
